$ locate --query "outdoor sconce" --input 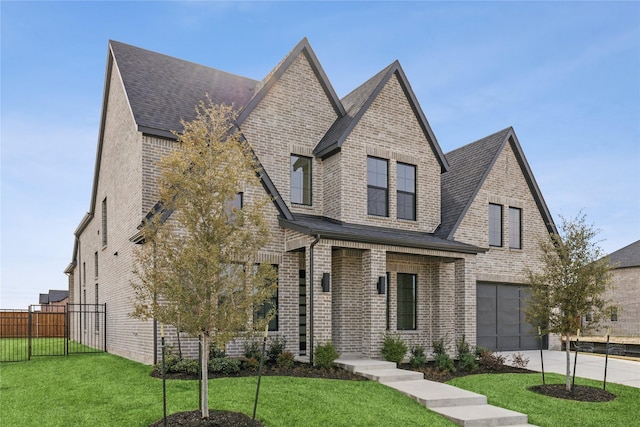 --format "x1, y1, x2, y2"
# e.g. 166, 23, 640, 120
377, 276, 386, 295
321, 272, 330, 292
